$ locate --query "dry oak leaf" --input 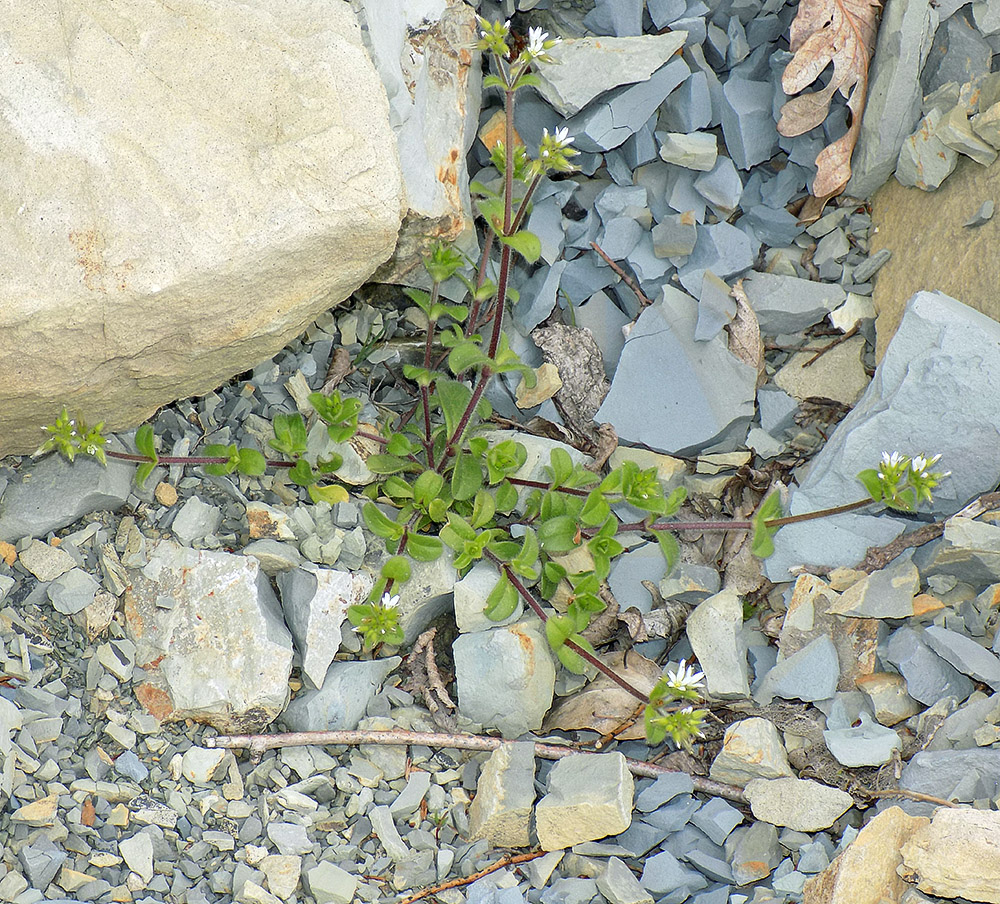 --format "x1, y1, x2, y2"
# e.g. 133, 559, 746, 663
778, 0, 882, 203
